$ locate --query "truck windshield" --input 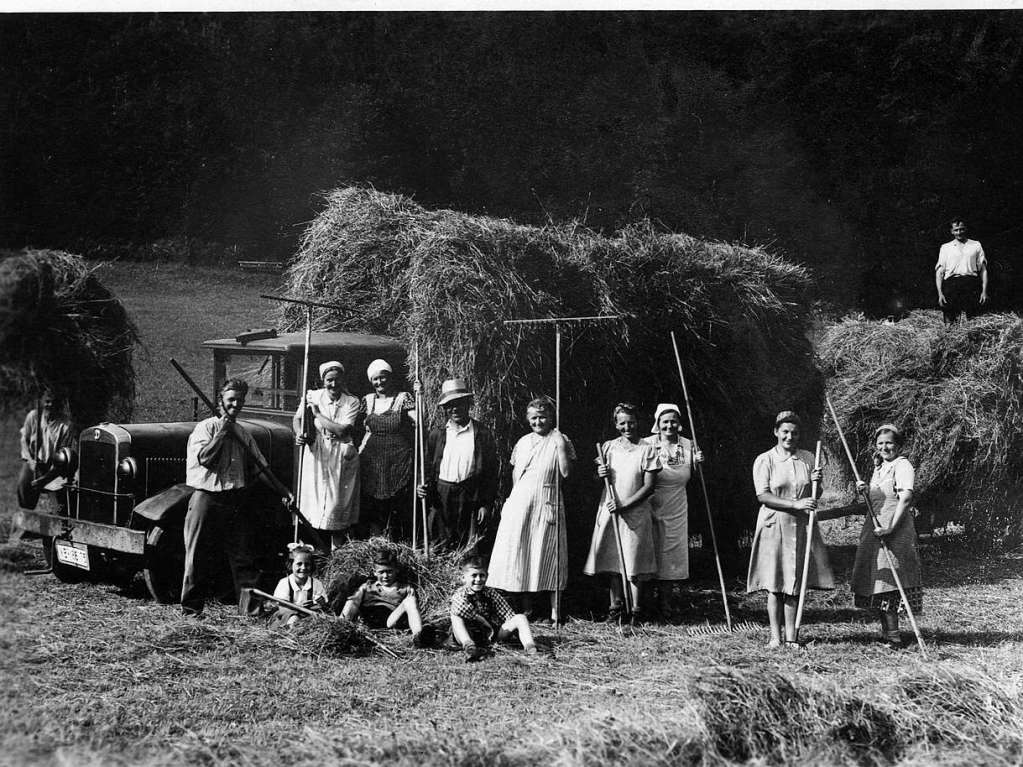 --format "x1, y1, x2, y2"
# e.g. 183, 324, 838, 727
222, 353, 287, 410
